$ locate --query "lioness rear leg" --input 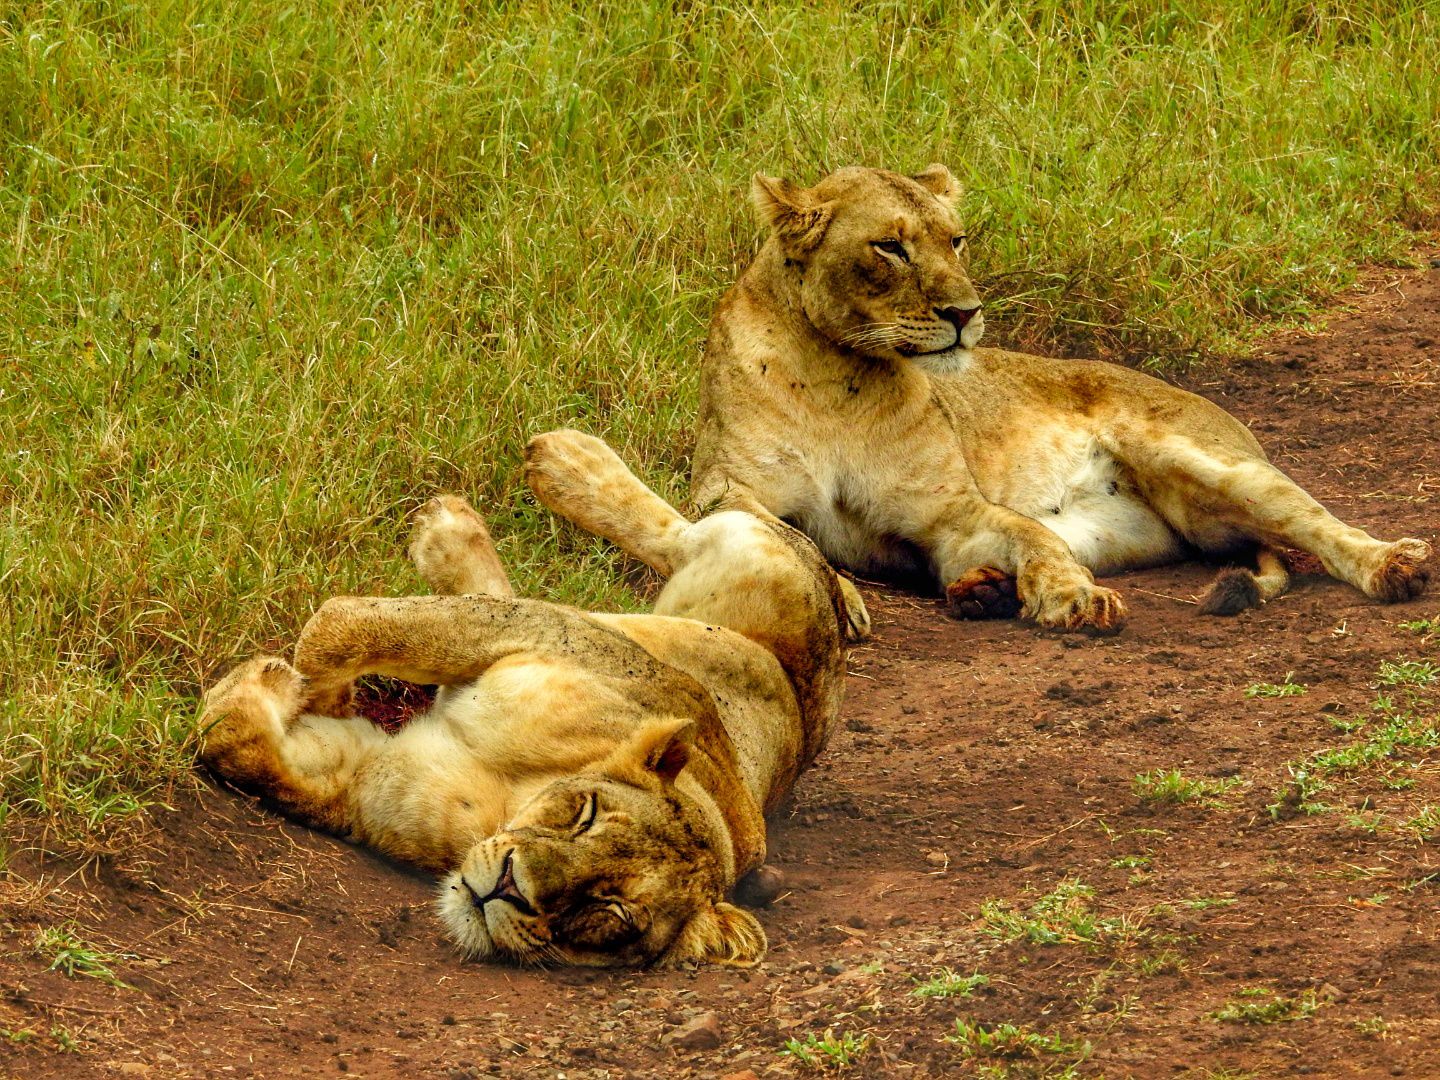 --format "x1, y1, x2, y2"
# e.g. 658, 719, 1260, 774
1129, 435, 1433, 604
525, 429, 847, 652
